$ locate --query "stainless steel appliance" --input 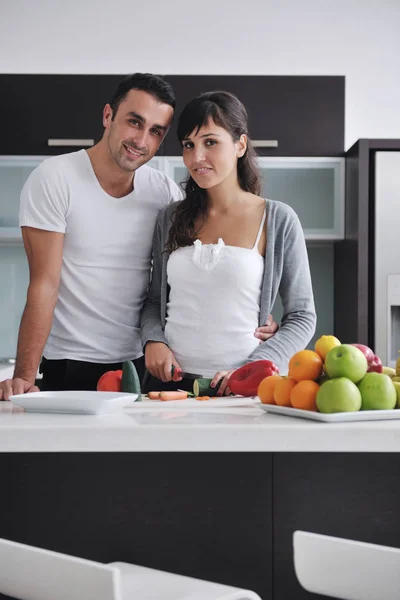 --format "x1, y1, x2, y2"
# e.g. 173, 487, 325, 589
335, 140, 400, 367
